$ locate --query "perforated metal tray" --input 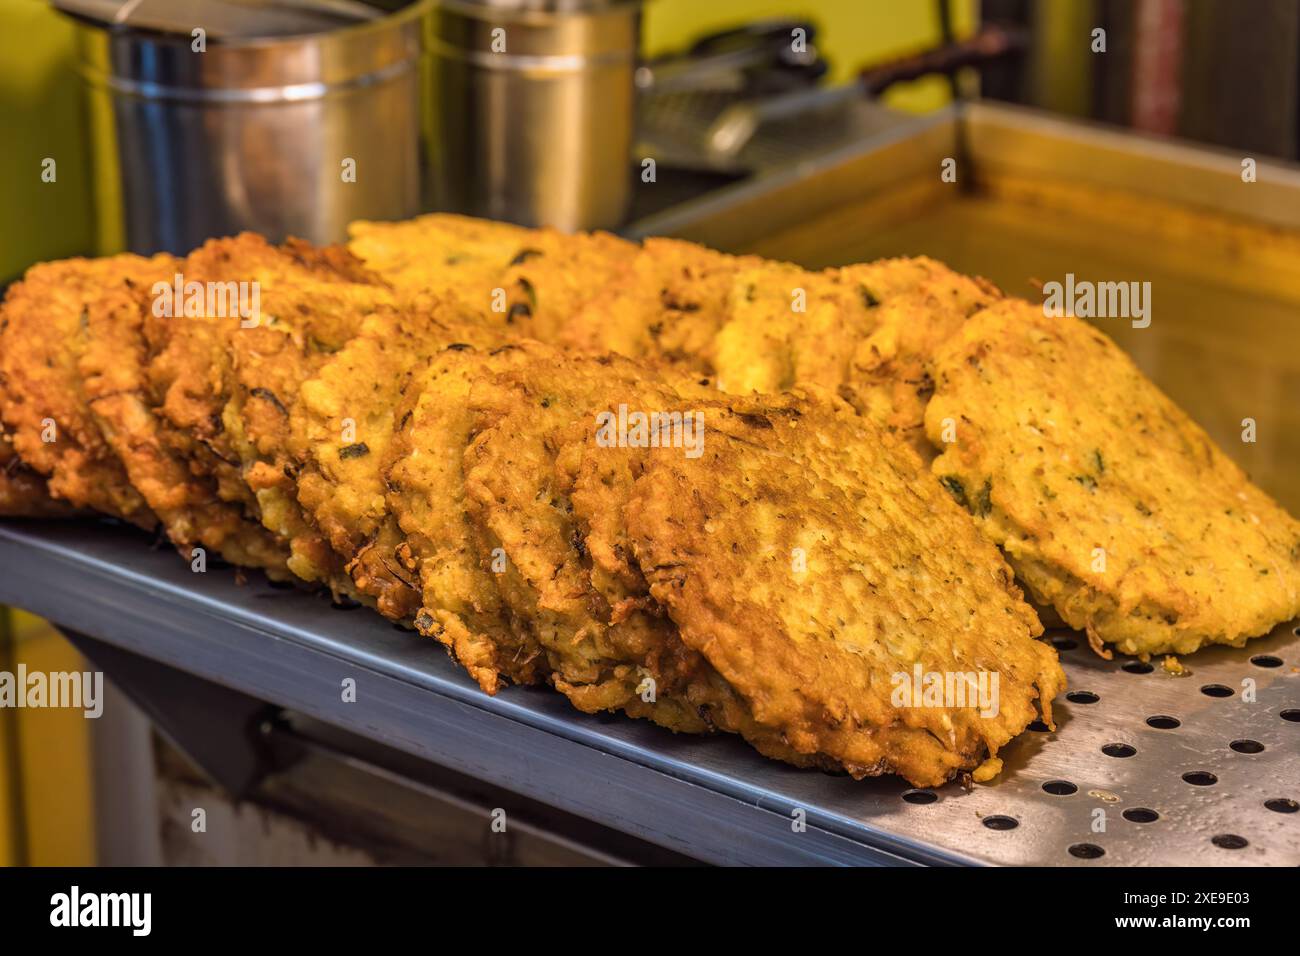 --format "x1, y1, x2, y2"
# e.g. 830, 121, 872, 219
1, 519, 1296, 865
929, 623, 1300, 865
